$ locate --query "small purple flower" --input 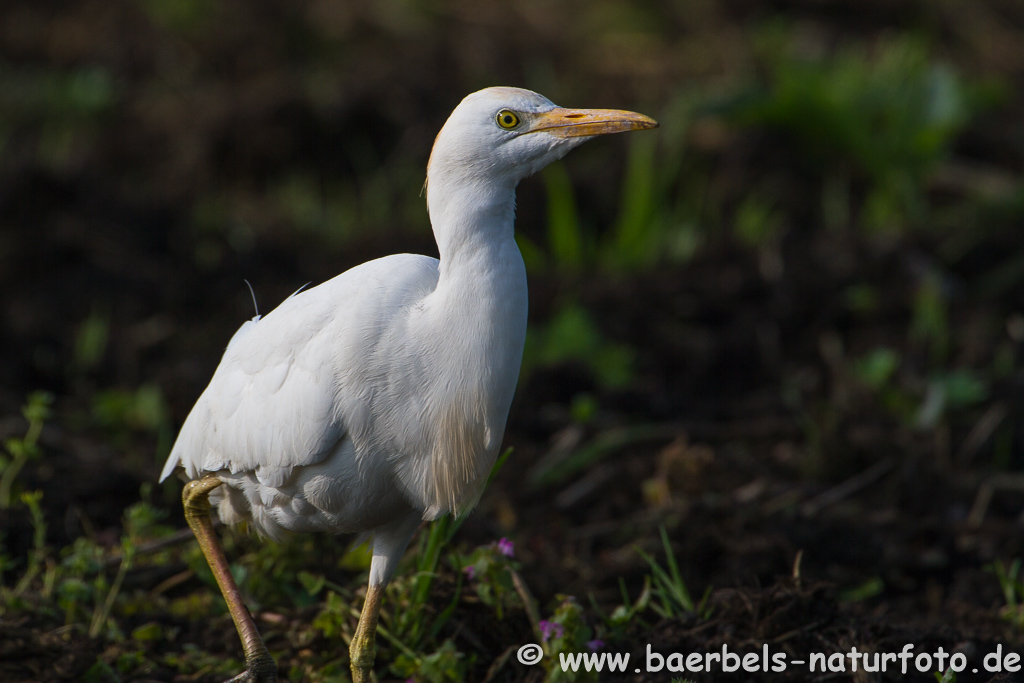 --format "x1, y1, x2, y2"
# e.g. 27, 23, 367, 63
496, 537, 514, 558
463, 565, 475, 580
586, 639, 605, 651
539, 620, 564, 642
